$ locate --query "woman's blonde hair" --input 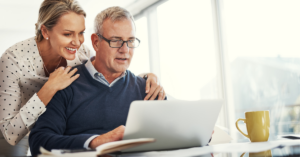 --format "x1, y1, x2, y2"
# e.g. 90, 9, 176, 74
35, 0, 86, 42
